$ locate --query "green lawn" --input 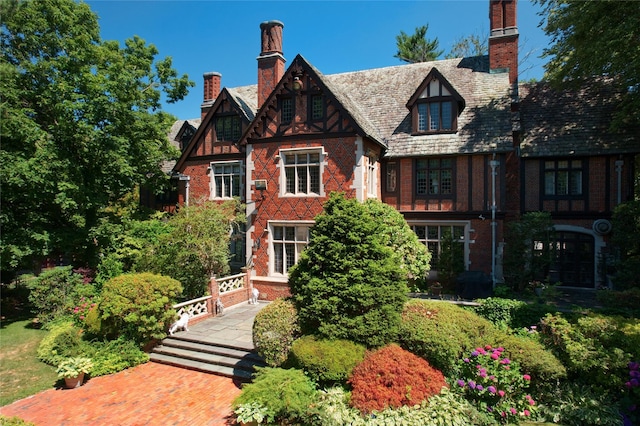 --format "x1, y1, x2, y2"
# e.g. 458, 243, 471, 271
0, 319, 58, 406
